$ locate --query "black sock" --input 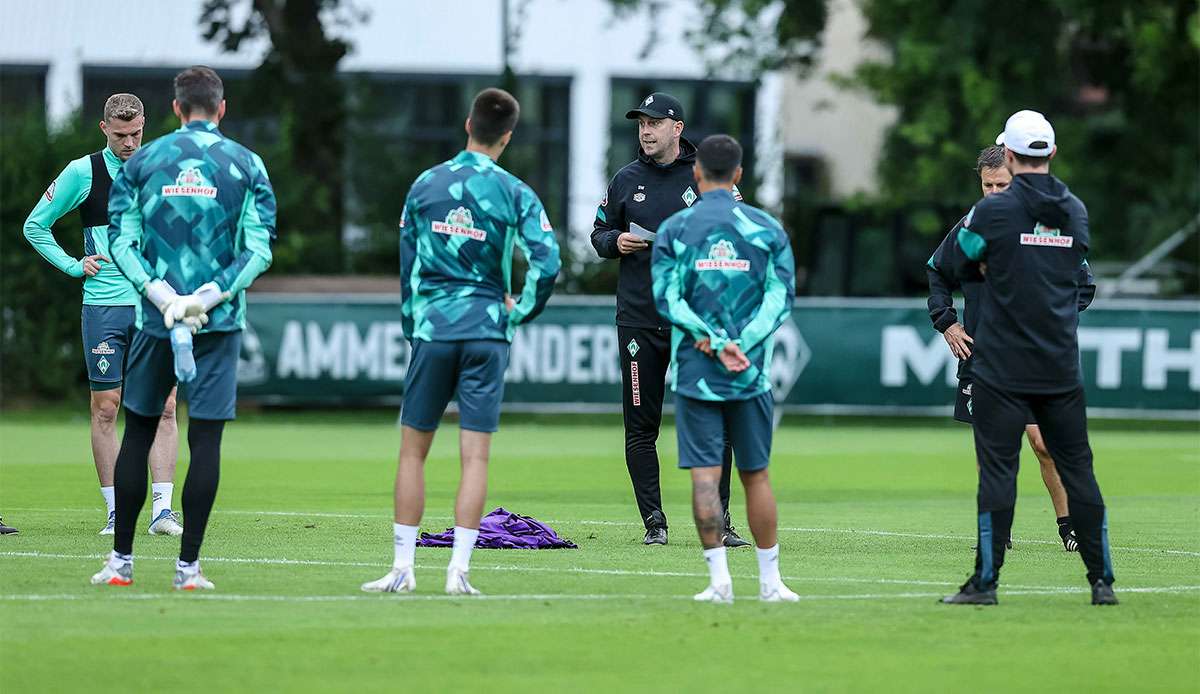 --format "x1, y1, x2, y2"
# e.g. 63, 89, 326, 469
179, 418, 225, 564
1057, 515, 1073, 537
113, 411, 160, 556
